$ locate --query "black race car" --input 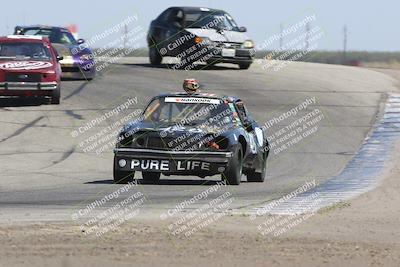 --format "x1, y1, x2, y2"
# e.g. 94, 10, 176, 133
147, 6, 255, 69
113, 80, 268, 185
